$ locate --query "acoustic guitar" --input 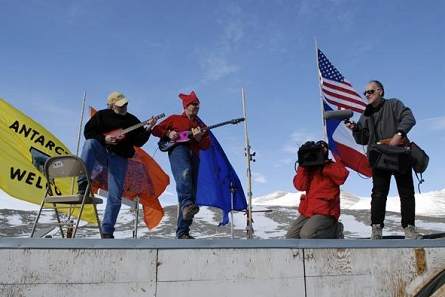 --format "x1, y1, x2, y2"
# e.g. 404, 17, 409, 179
105, 113, 165, 143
